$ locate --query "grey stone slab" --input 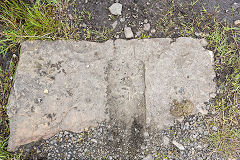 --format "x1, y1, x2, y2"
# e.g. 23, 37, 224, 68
7, 38, 216, 151
7, 40, 114, 151
144, 38, 215, 129
114, 38, 215, 129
